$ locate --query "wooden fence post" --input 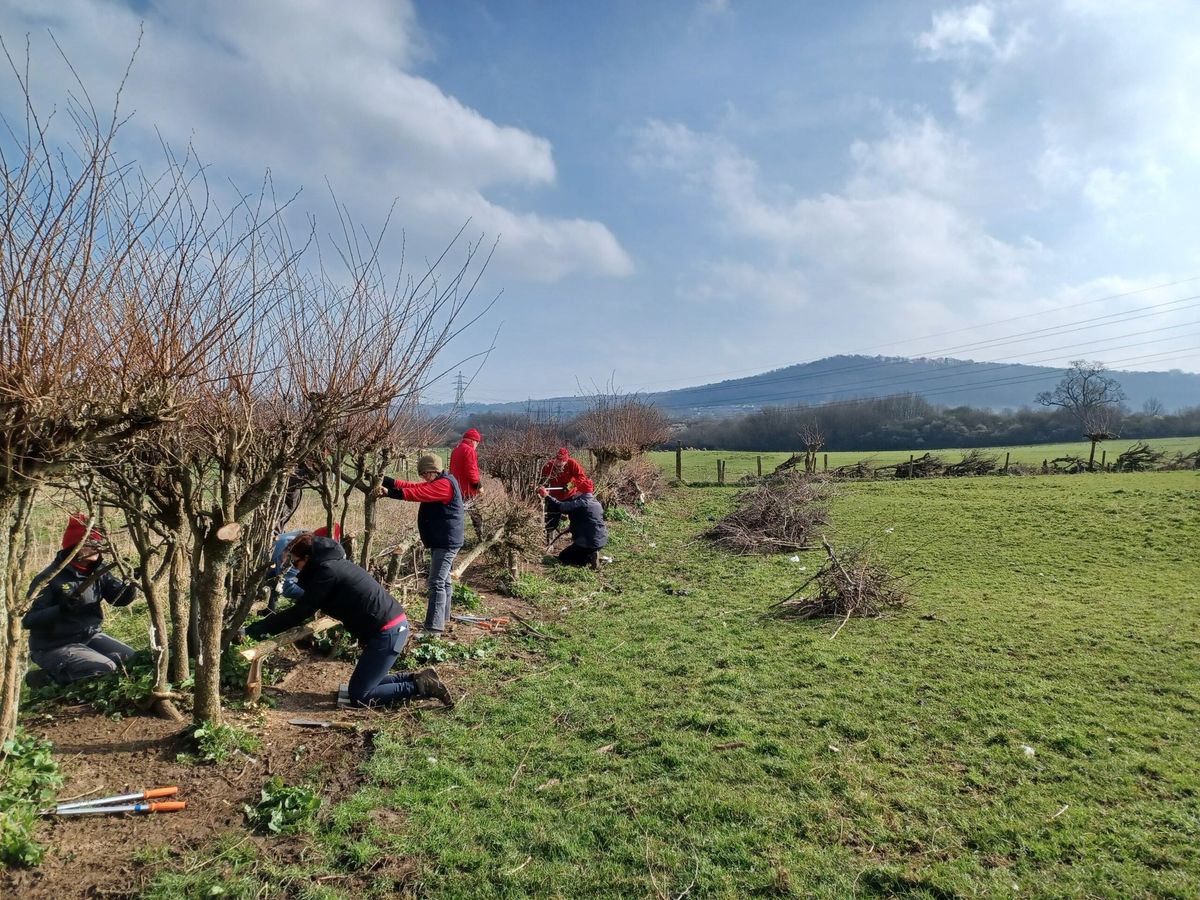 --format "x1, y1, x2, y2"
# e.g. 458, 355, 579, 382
823, 453, 828, 471
676, 445, 683, 481
908, 454, 914, 478
1004, 452, 1010, 473
756, 456, 762, 477
1101, 450, 1107, 470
